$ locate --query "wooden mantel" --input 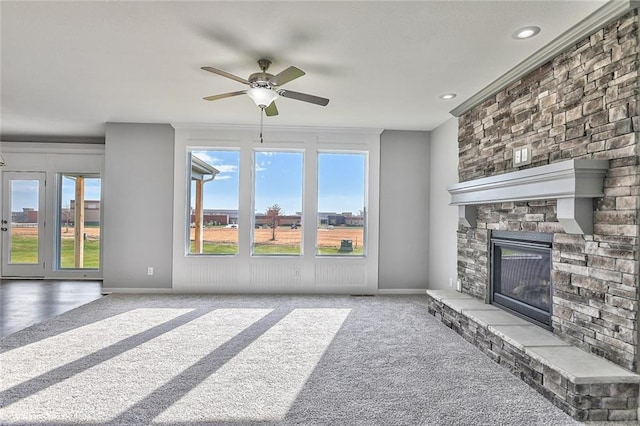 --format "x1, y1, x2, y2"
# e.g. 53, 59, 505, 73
447, 159, 609, 234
